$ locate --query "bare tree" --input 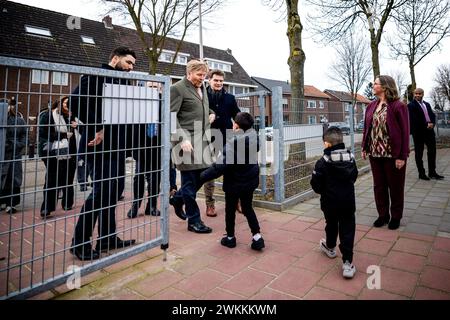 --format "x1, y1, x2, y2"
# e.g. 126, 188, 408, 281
329, 34, 372, 146
435, 64, 450, 105
430, 87, 448, 112
389, 69, 407, 98
103, 0, 223, 75
389, 0, 450, 93
306, 0, 407, 77
263, 0, 306, 123
329, 35, 372, 105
